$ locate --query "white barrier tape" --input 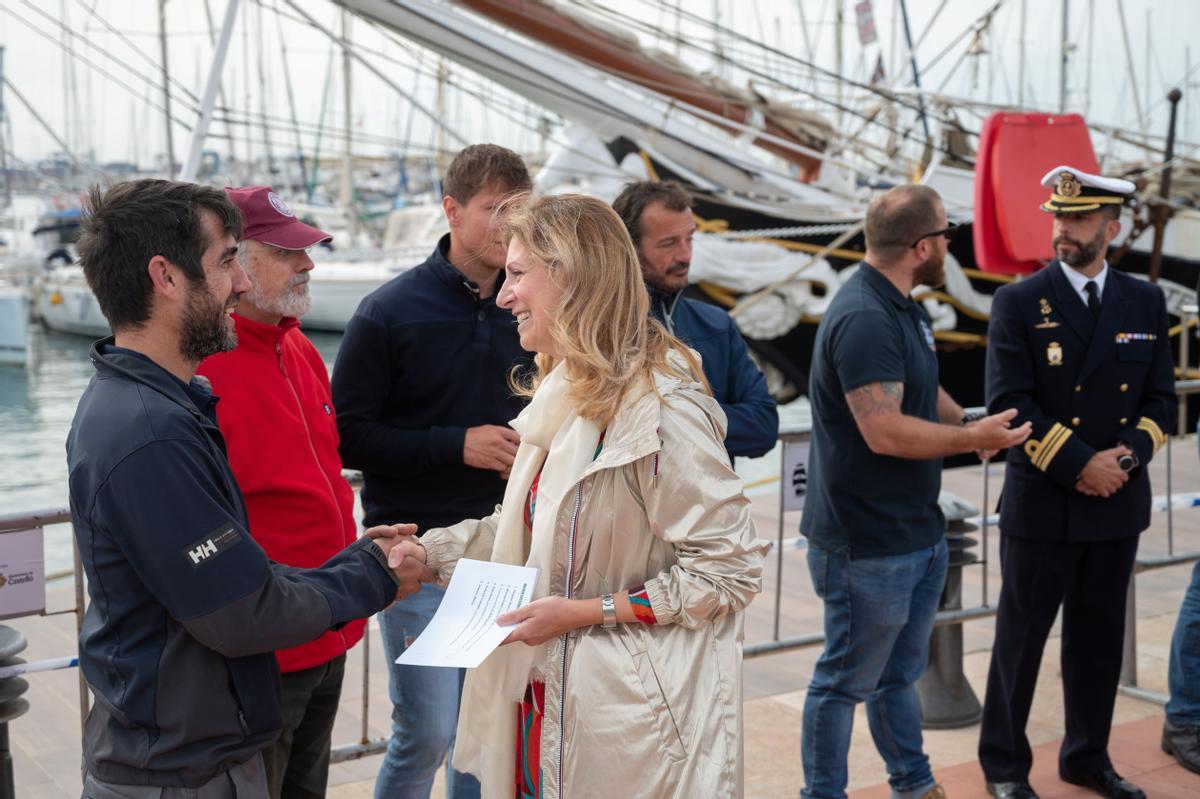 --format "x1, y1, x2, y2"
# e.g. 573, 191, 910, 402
0, 655, 77, 680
